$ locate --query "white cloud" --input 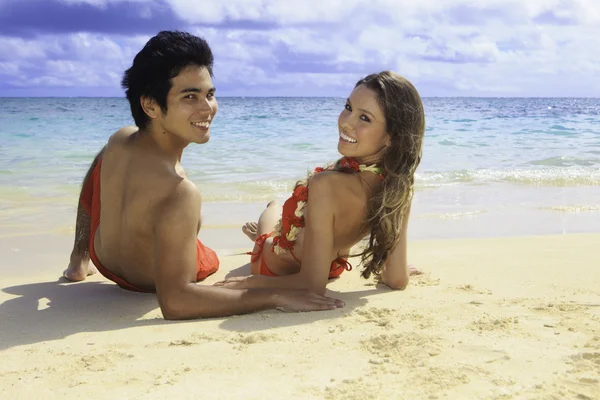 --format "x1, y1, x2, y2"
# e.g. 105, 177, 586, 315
0, 34, 134, 89
1, 0, 599, 96
167, 0, 366, 24
0, 38, 47, 61
165, 0, 600, 26
0, 62, 20, 76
